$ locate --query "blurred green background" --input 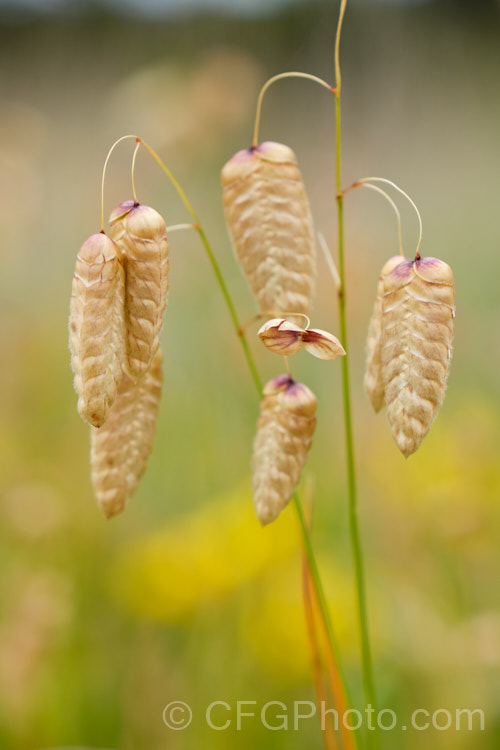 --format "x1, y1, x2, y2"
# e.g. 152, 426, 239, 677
0, 0, 499, 748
